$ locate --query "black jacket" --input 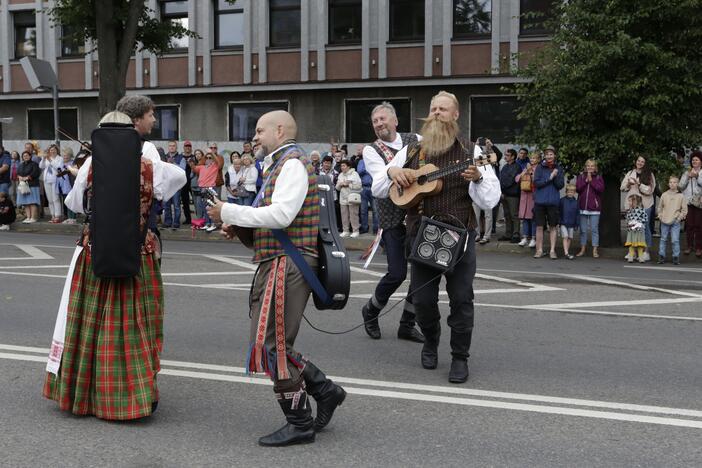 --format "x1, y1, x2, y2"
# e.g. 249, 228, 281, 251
17, 160, 41, 186
499, 161, 520, 197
